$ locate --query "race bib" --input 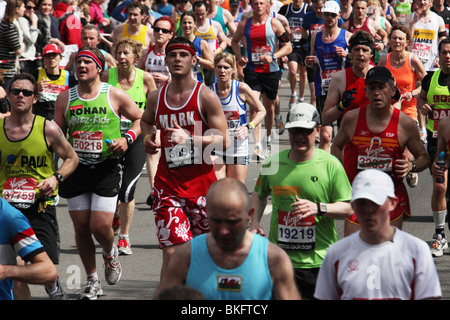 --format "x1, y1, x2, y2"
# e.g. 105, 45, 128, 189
278, 210, 316, 251
164, 143, 201, 168
251, 45, 271, 64
72, 131, 103, 159
357, 137, 393, 172
3, 177, 37, 208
